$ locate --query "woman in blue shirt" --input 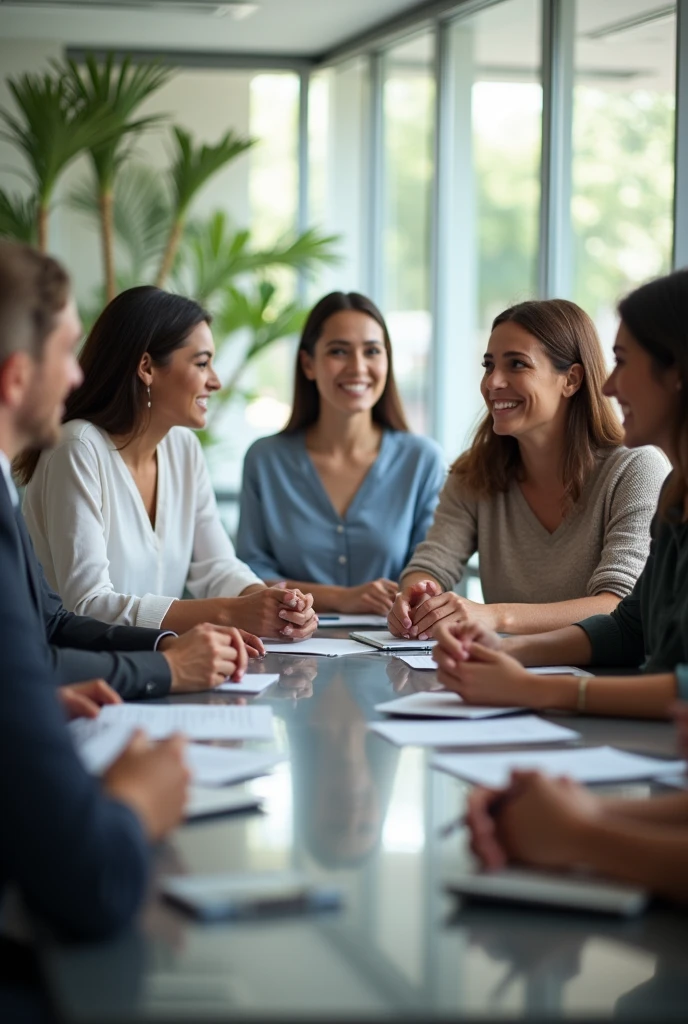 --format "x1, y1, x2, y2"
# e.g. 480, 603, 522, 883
237, 292, 445, 614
